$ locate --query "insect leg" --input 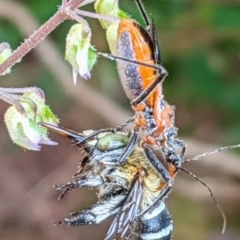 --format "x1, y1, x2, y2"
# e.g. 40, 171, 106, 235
70, 128, 115, 146
137, 183, 172, 222
134, 0, 162, 64
143, 145, 173, 186
180, 144, 186, 159
98, 51, 162, 71
117, 127, 139, 165
149, 18, 162, 65
39, 122, 115, 146
54, 173, 104, 199
136, 144, 174, 218
134, 0, 163, 66
115, 115, 135, 131
134, 0, 150, 26
54, 192, 124, 227
131, 71, 168, 107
